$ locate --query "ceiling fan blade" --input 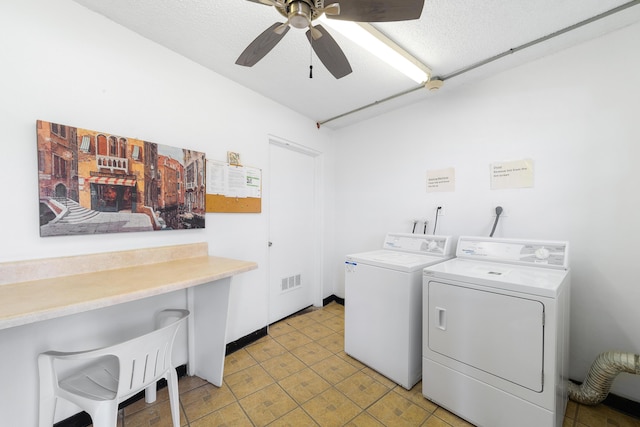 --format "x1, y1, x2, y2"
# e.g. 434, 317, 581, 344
236, 23, 290, 67
274, 22, 289, 35
320, 3, 340, 16
306, 25, 352, 79
327, 0, 424, 22
245, 0, 277, 6
309, 25, 323, 40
